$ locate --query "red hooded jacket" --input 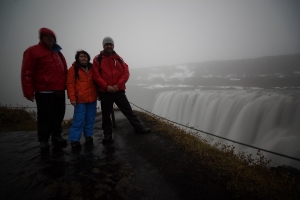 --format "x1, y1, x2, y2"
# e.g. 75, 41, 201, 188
21, 42, 68, 97
92, 51, 129, 92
